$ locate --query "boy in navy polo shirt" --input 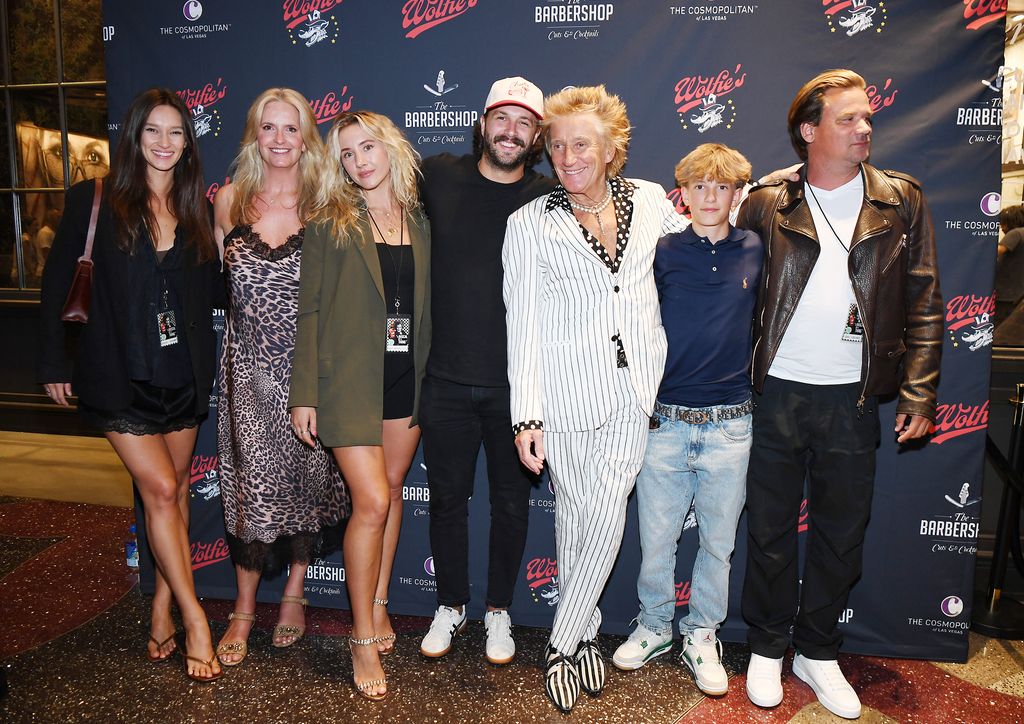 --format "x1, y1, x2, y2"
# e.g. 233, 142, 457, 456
612, 144, 762, 696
